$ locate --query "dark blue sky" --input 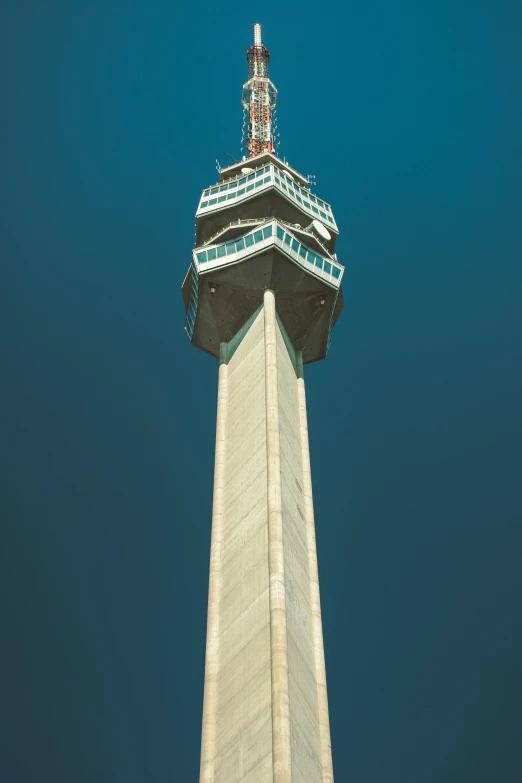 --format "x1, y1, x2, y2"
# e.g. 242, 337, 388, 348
4, 1, 522, 781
